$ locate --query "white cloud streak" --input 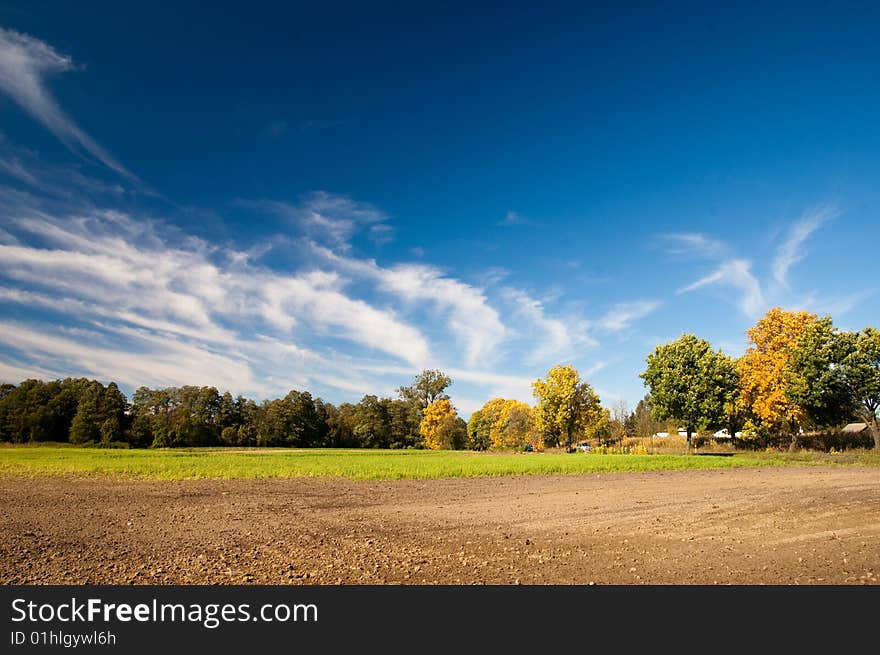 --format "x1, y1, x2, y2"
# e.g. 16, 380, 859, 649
772, 204, 838, 288
0, 204, 431, 395
0, 28, 134, 180
242, 191, 390, 251
0, 320, 265, 394
679, 259, 765, 317
660, 232, 728, 258
311, 244, 509, 366
0, 158, 658, 407
596, 300, 662, 331
671, 205, 844, 318
501, 287, 596, 363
